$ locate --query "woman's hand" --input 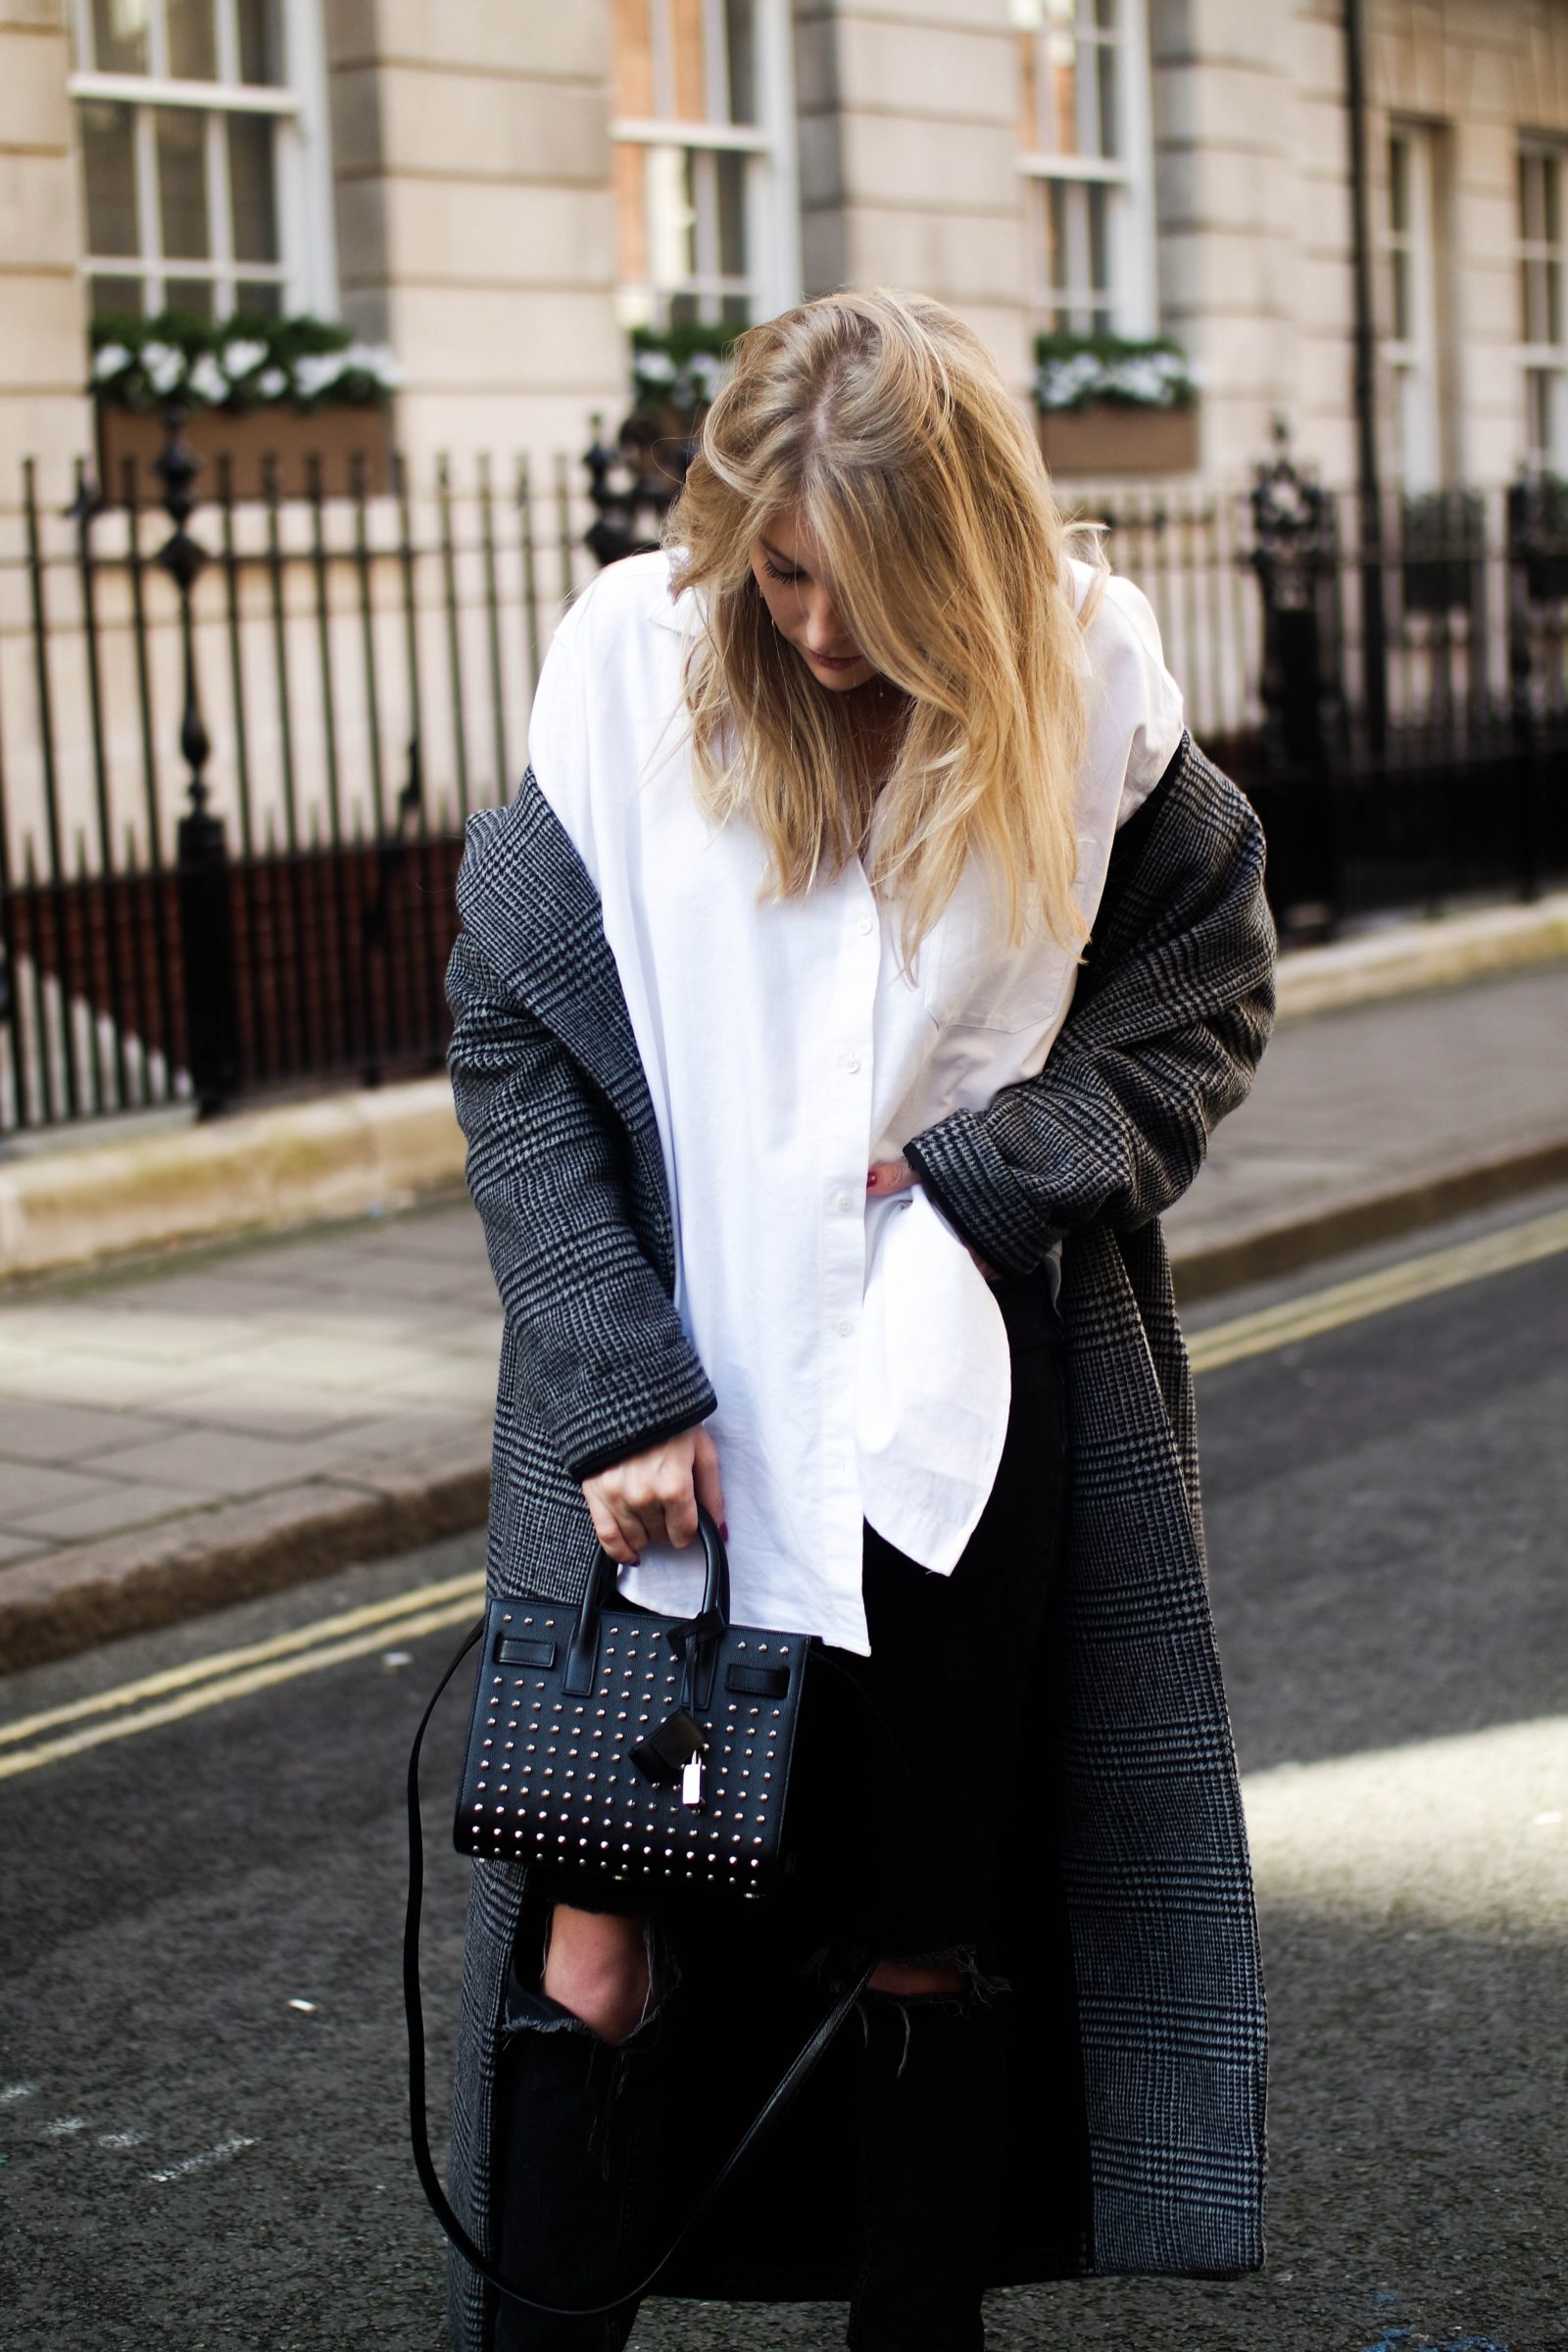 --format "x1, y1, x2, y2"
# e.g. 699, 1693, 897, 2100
867, 1156, 1000, 1281
581, 1423, 726, 1567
